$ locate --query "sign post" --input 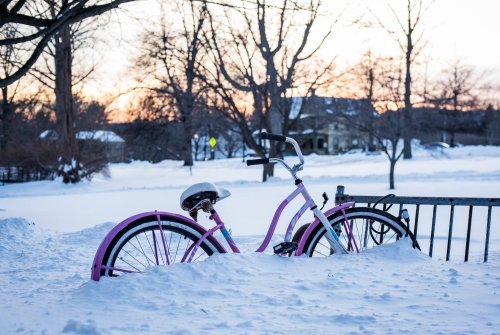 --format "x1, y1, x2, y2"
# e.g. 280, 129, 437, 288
209, 137, 217, 160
